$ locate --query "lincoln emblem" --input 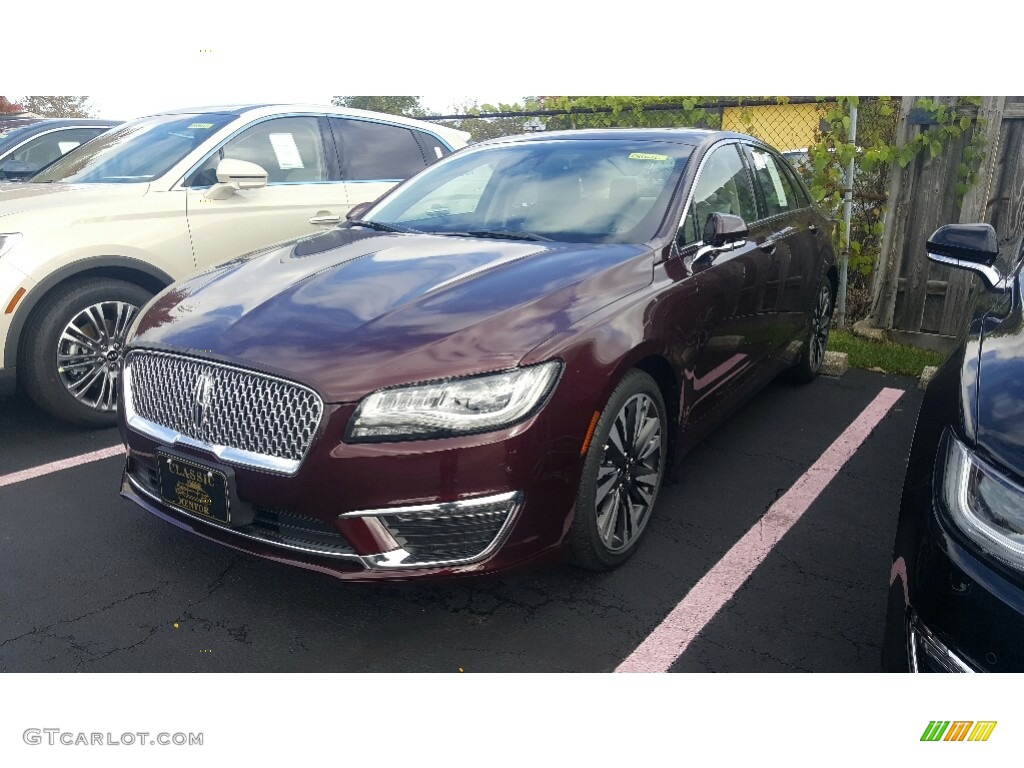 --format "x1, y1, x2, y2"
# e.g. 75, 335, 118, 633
192, 374, 214, 432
